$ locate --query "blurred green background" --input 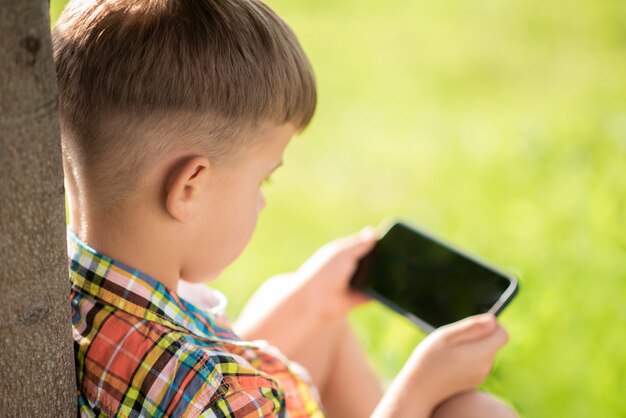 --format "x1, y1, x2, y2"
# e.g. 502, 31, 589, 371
51, 0, 626, 416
